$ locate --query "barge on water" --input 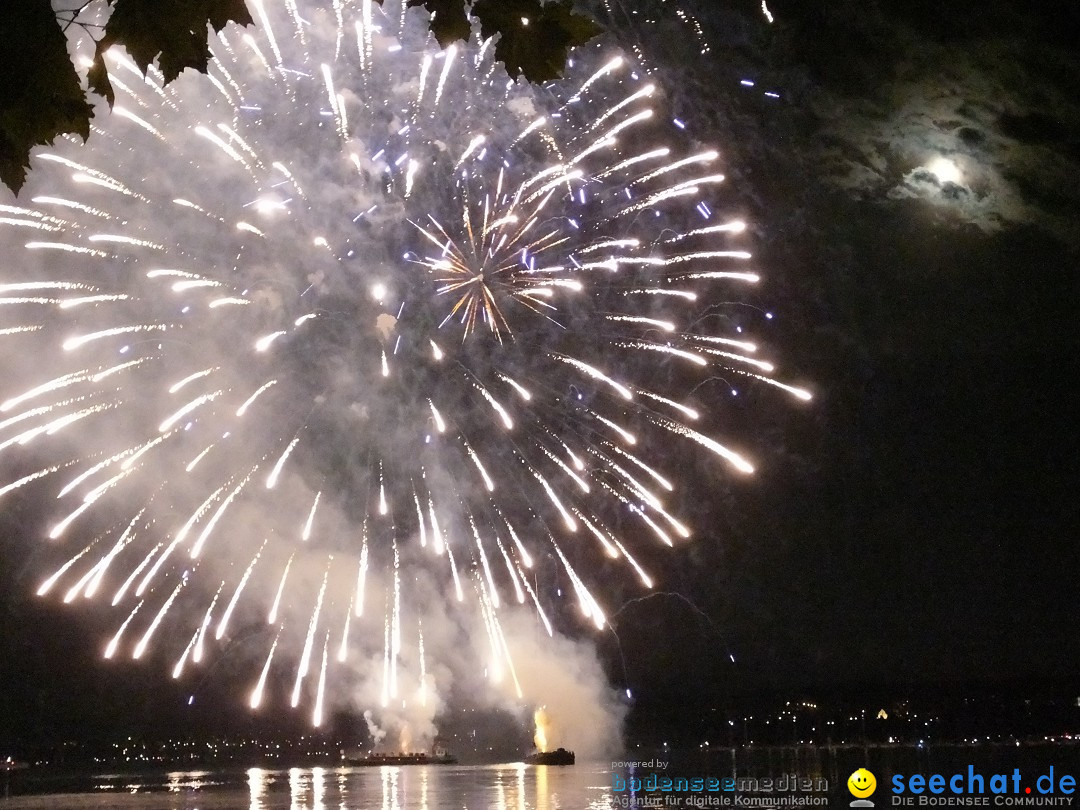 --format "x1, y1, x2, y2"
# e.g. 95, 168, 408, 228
345, 747, 457, 766
525, 748, 575, 766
